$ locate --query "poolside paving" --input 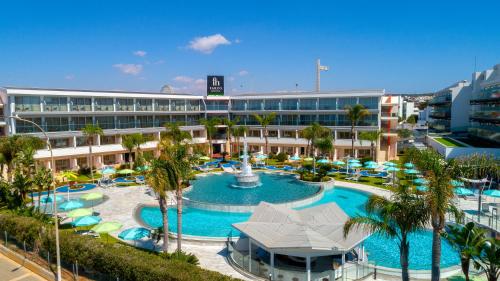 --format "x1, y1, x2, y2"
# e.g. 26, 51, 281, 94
0, 254, 46, 281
